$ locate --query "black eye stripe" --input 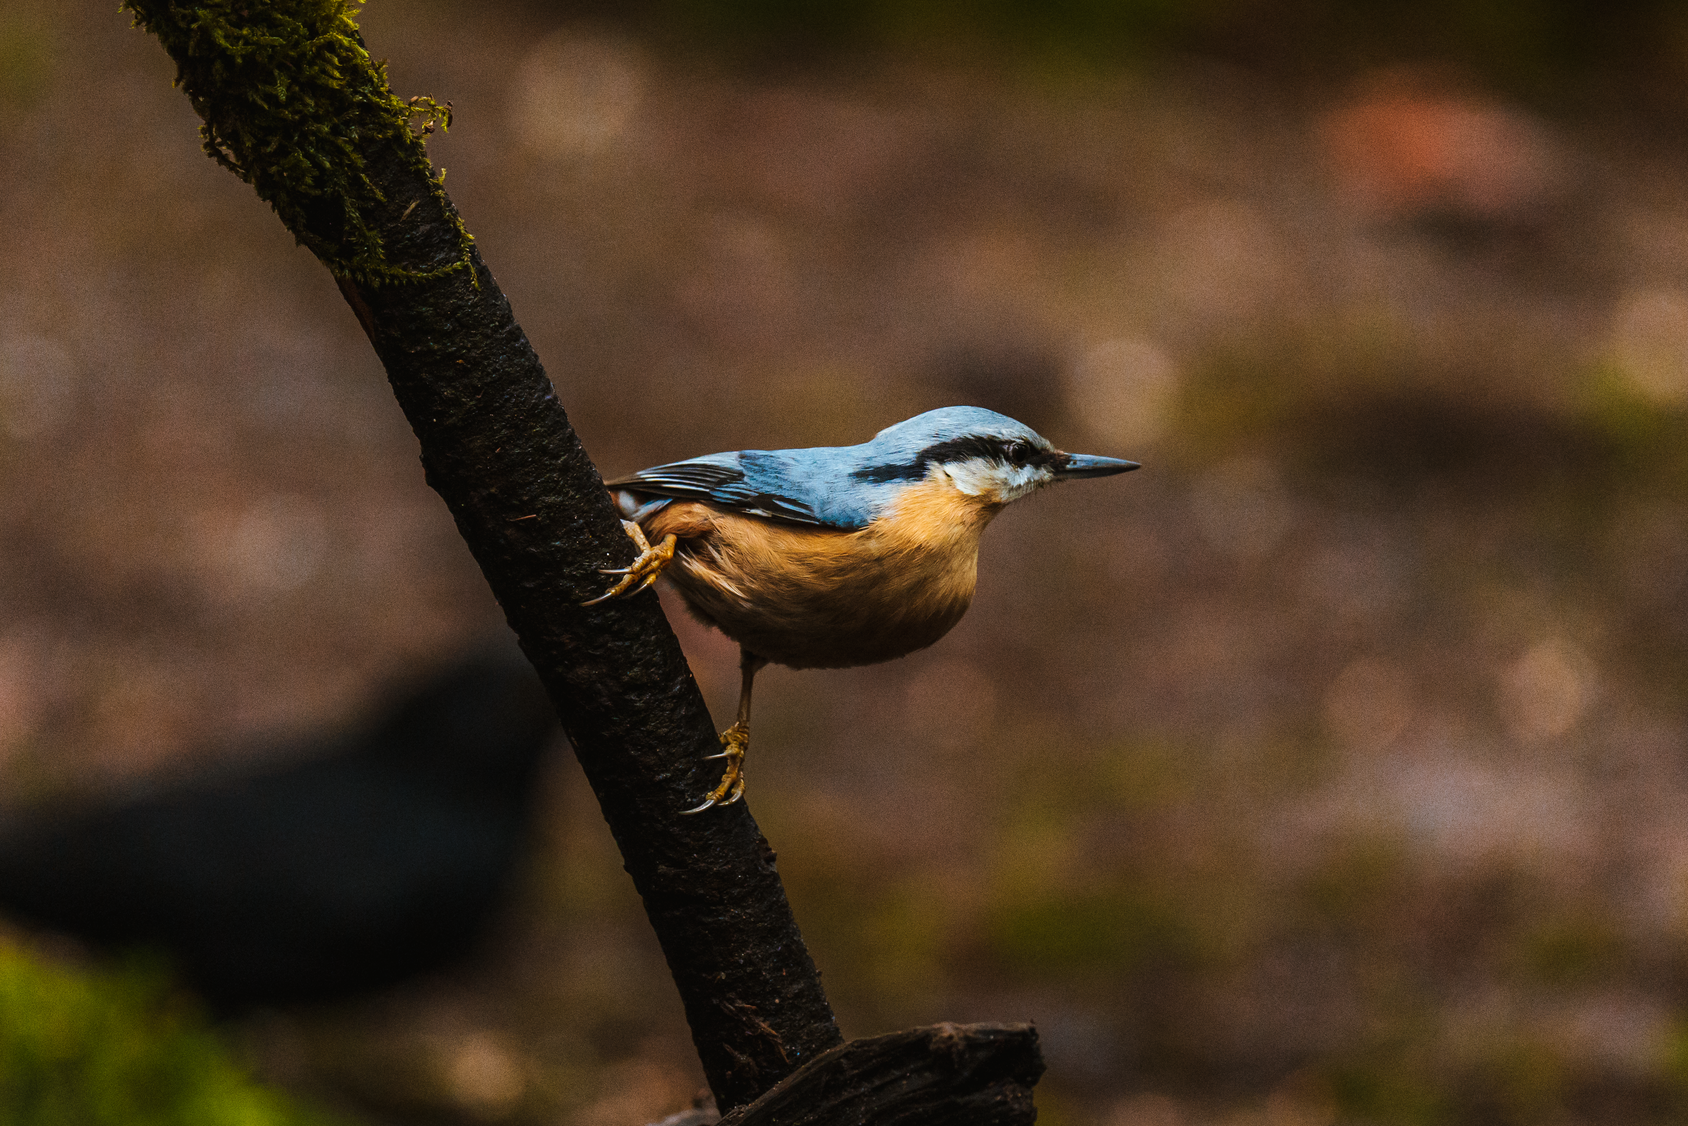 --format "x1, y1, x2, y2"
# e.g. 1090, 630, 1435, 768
849, 435, 1048, 483
919, 435, 1010, 465
1028, 448, 1066, 469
